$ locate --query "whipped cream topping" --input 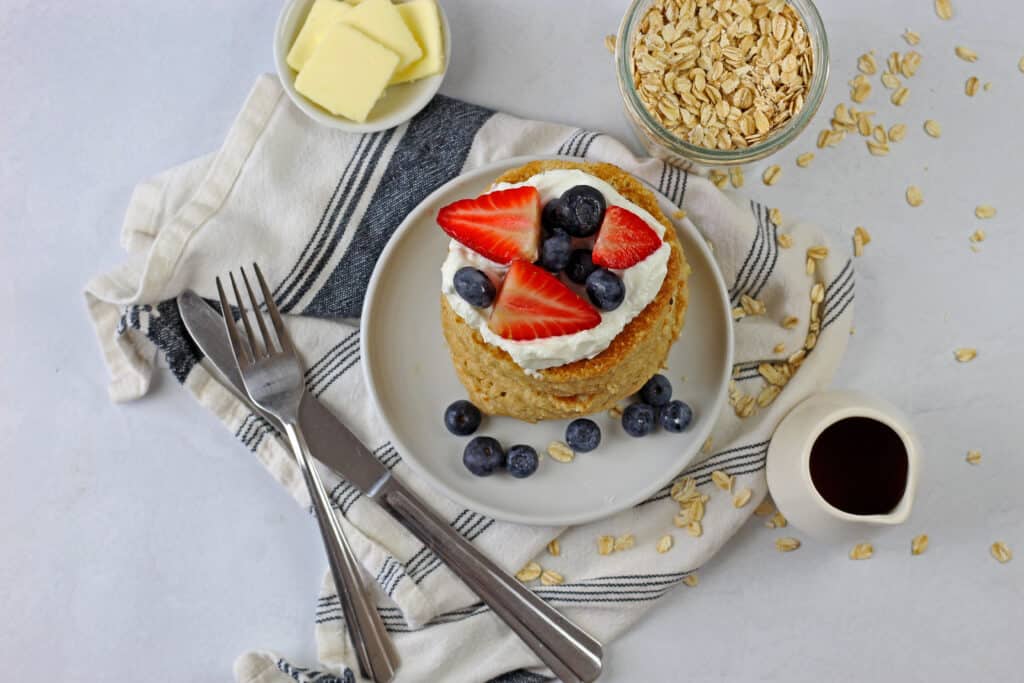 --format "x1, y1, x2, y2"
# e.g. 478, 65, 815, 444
441, 169, 671, 373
